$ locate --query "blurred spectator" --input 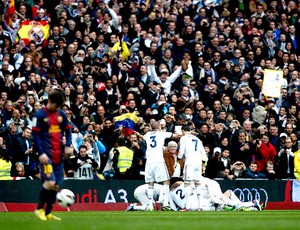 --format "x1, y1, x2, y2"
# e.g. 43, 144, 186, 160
260, 161, 277, 180
113, 138, 136, 179
82, 134, 101, 169
6, 108, 25, 134
15, 127, 35, 173
11, 162, 31, 179
295, 142, 300, 180
127, 132, 146, 177
228, 161, 247, 179
72, 145, 98, 180
231, 130, 254, 167
0, 136, 11, 180
3, 122, 19, 160
63, 151, 76, 178
254, 134, 277, 172
163, 141, 184, 178
205, 147, 232, 179
246, 161, 266, 179
269, 124, 280, 151
276, 137, 295, 179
